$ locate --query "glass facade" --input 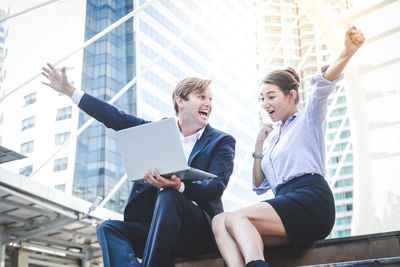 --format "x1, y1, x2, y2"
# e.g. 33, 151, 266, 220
73, 0, 136, 212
